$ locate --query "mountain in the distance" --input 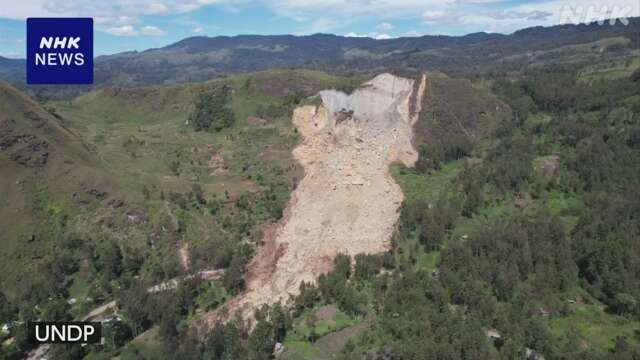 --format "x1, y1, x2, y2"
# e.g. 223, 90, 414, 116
0, 56, 25, 83
2, 17, 639, 95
